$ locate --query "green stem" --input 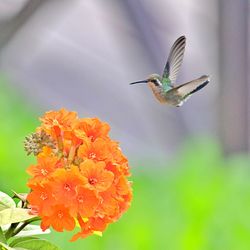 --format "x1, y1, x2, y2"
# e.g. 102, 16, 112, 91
4, 222, 19, 240
0, 227, 6, 244
12, 217, 40, 237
